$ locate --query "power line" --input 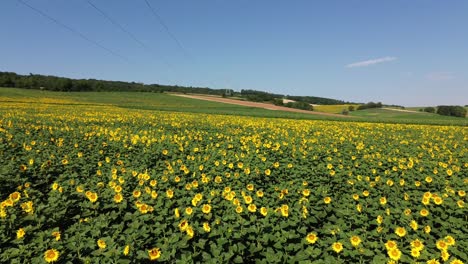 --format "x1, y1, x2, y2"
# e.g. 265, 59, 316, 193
86, 0, 149, 51
143, 0, 191, 59
15, 0, 129, 62
85, 0, 176, 83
